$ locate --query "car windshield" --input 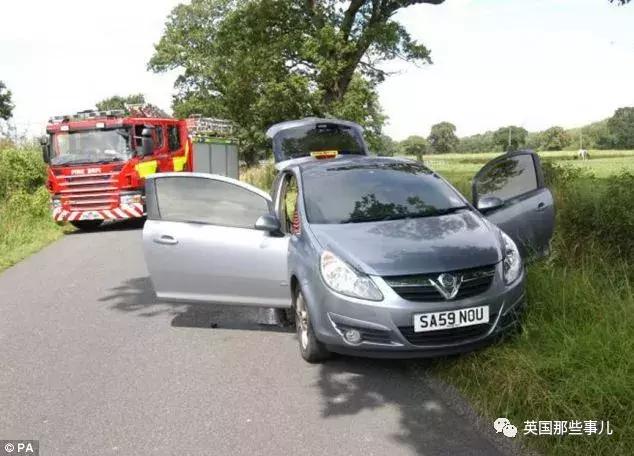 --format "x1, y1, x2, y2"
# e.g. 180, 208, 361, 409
302, 161, 468, 224
274, 123, 365, 161
51, 128, 132, 166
